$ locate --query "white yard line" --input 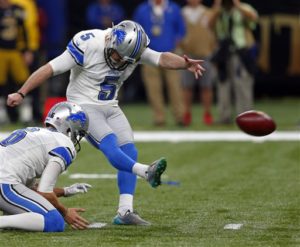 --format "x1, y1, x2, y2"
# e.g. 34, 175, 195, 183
69, 173, 117, 179
68, 173, 169, 180
133, 131, 300, 142
224, 223, 243, 230
0, 131, 299, 142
